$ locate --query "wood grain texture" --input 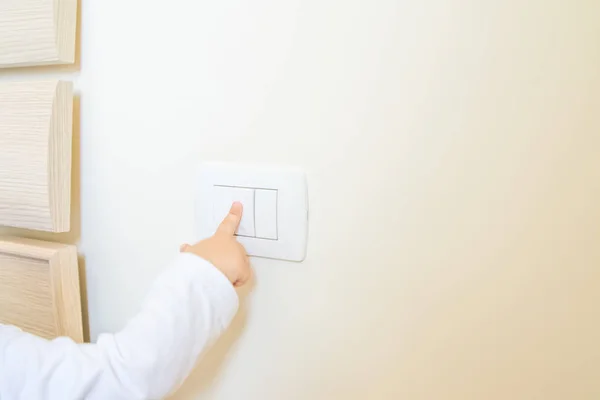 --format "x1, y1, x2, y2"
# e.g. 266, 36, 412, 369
0, 237, 83, 342
0, 80, 73, 232
0, 0, 78, 68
